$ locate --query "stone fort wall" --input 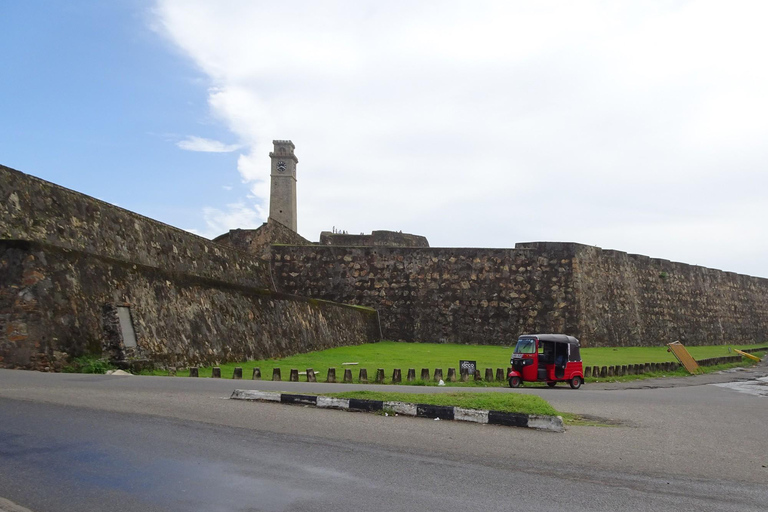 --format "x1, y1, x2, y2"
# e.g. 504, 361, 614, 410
271, 244, 582, 346
319, 230, 429, 248
574, 245, 768, 346
0, 165, 271, 288
0, 166, 379, 370
271, 242, 768, 347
